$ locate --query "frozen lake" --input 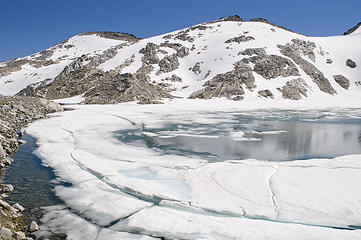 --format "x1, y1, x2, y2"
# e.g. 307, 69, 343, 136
116, 115, 361, 162
22, 101, 361, 240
